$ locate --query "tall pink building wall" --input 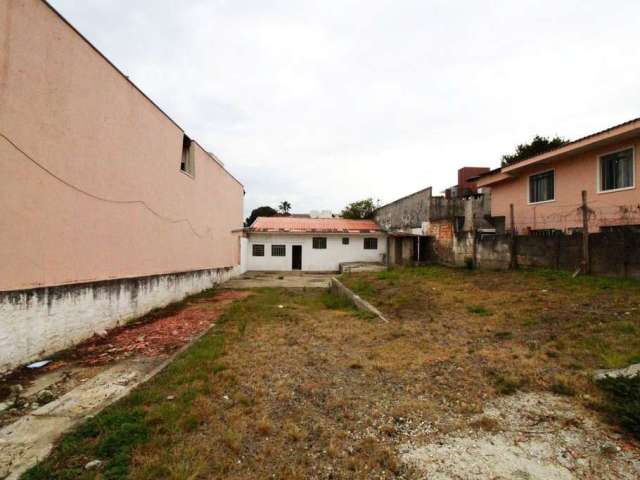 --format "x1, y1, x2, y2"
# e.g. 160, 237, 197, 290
0, 0, 244, 291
